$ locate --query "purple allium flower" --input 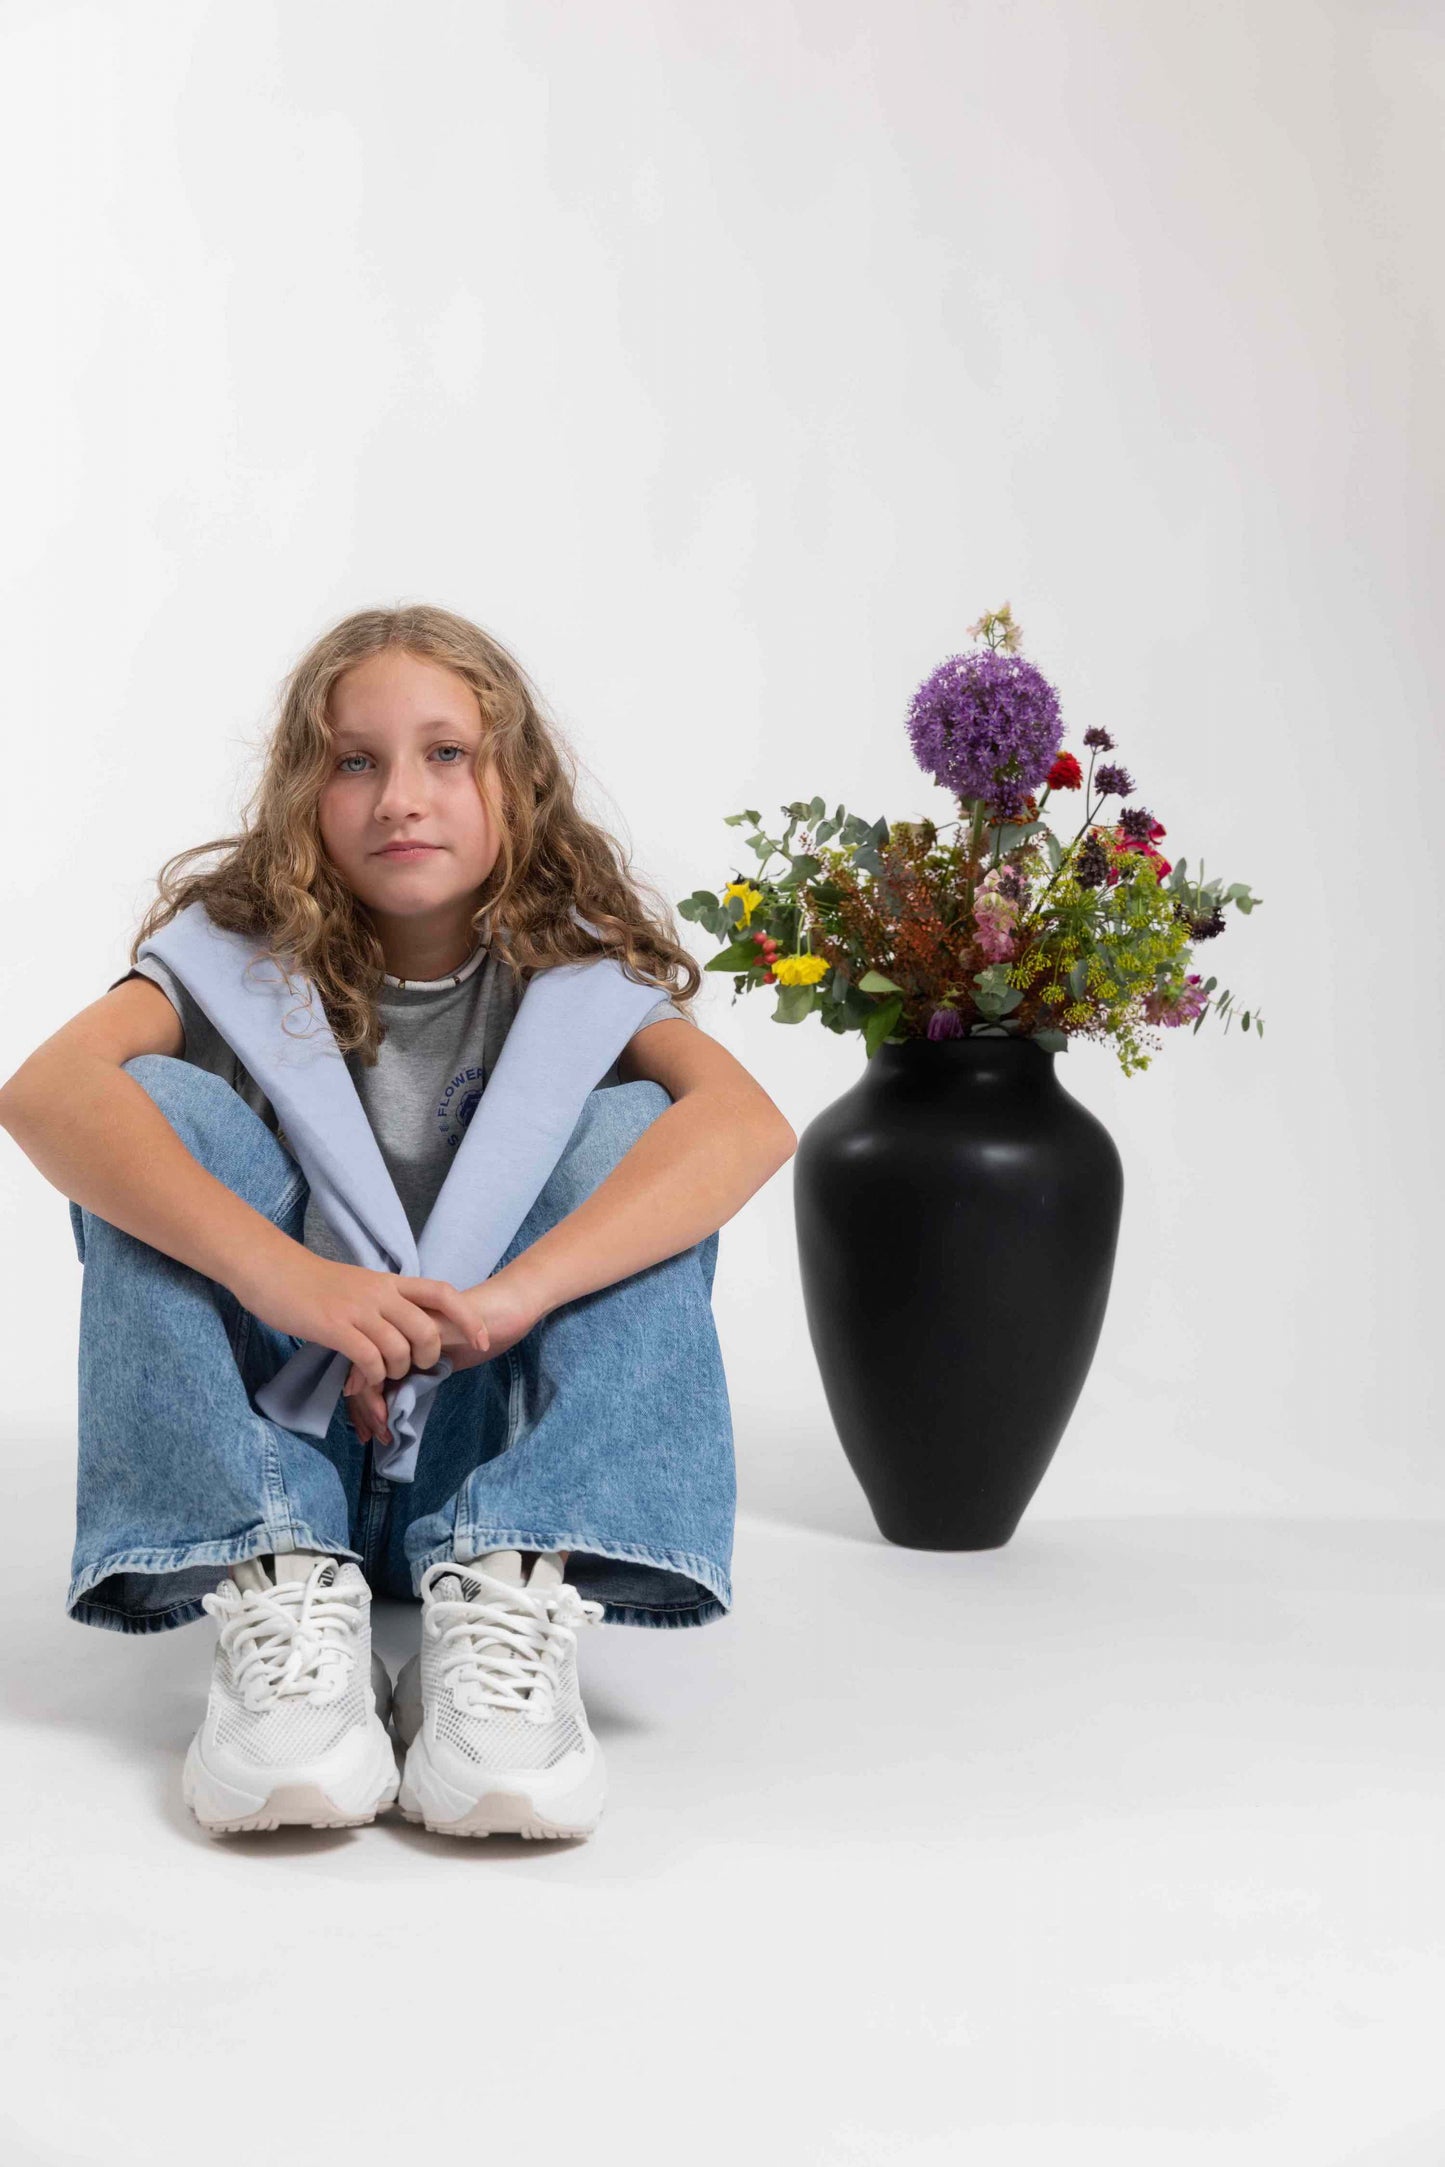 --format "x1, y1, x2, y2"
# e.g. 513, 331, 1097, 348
1116, 805, 1156, 842
927, 1005, 967, 1040
1093, 762, 1134, 798
1083, 726, 1114, 752
905, 648, 1063, 804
